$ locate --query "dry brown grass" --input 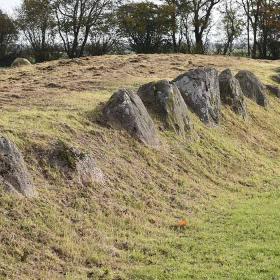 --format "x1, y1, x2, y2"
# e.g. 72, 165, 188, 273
0, 53, 278, 106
